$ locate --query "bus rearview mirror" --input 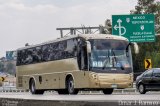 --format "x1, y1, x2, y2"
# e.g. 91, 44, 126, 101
126, 42, 139, 54
133, 42, 139, 54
